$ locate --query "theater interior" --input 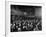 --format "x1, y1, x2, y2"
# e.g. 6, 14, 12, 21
11, 5, 42, 32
